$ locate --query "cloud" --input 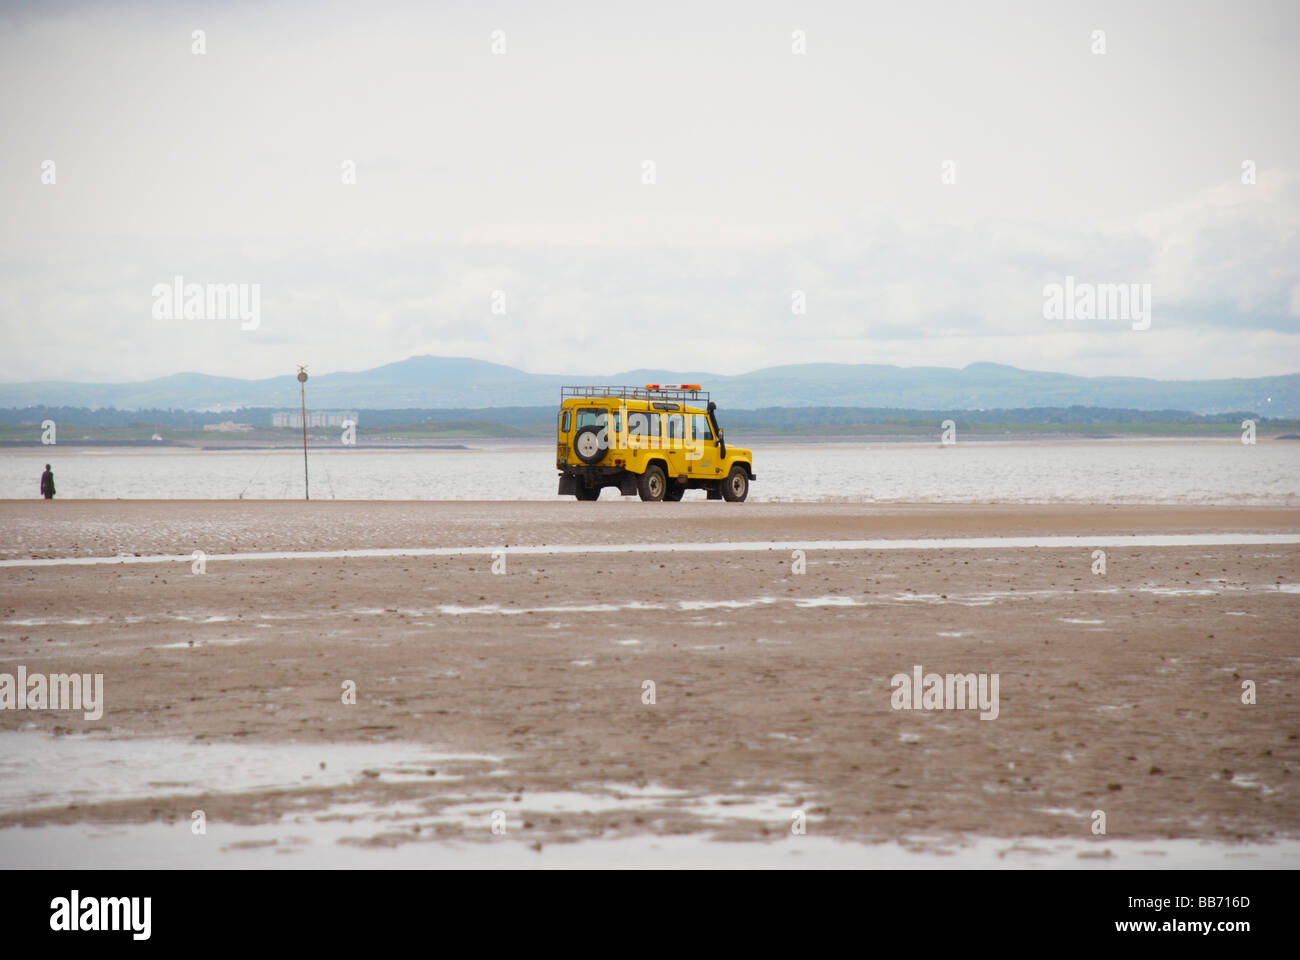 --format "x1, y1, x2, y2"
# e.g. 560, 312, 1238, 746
1, 0, 1297, 384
